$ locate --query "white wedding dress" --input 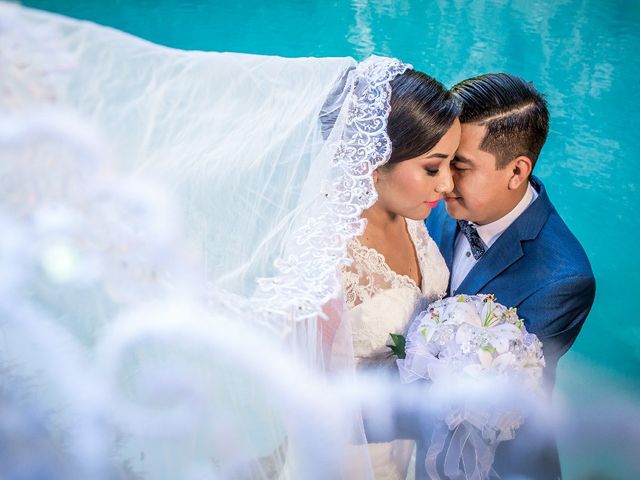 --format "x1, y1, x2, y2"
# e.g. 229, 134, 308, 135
343, 218, 450, 479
